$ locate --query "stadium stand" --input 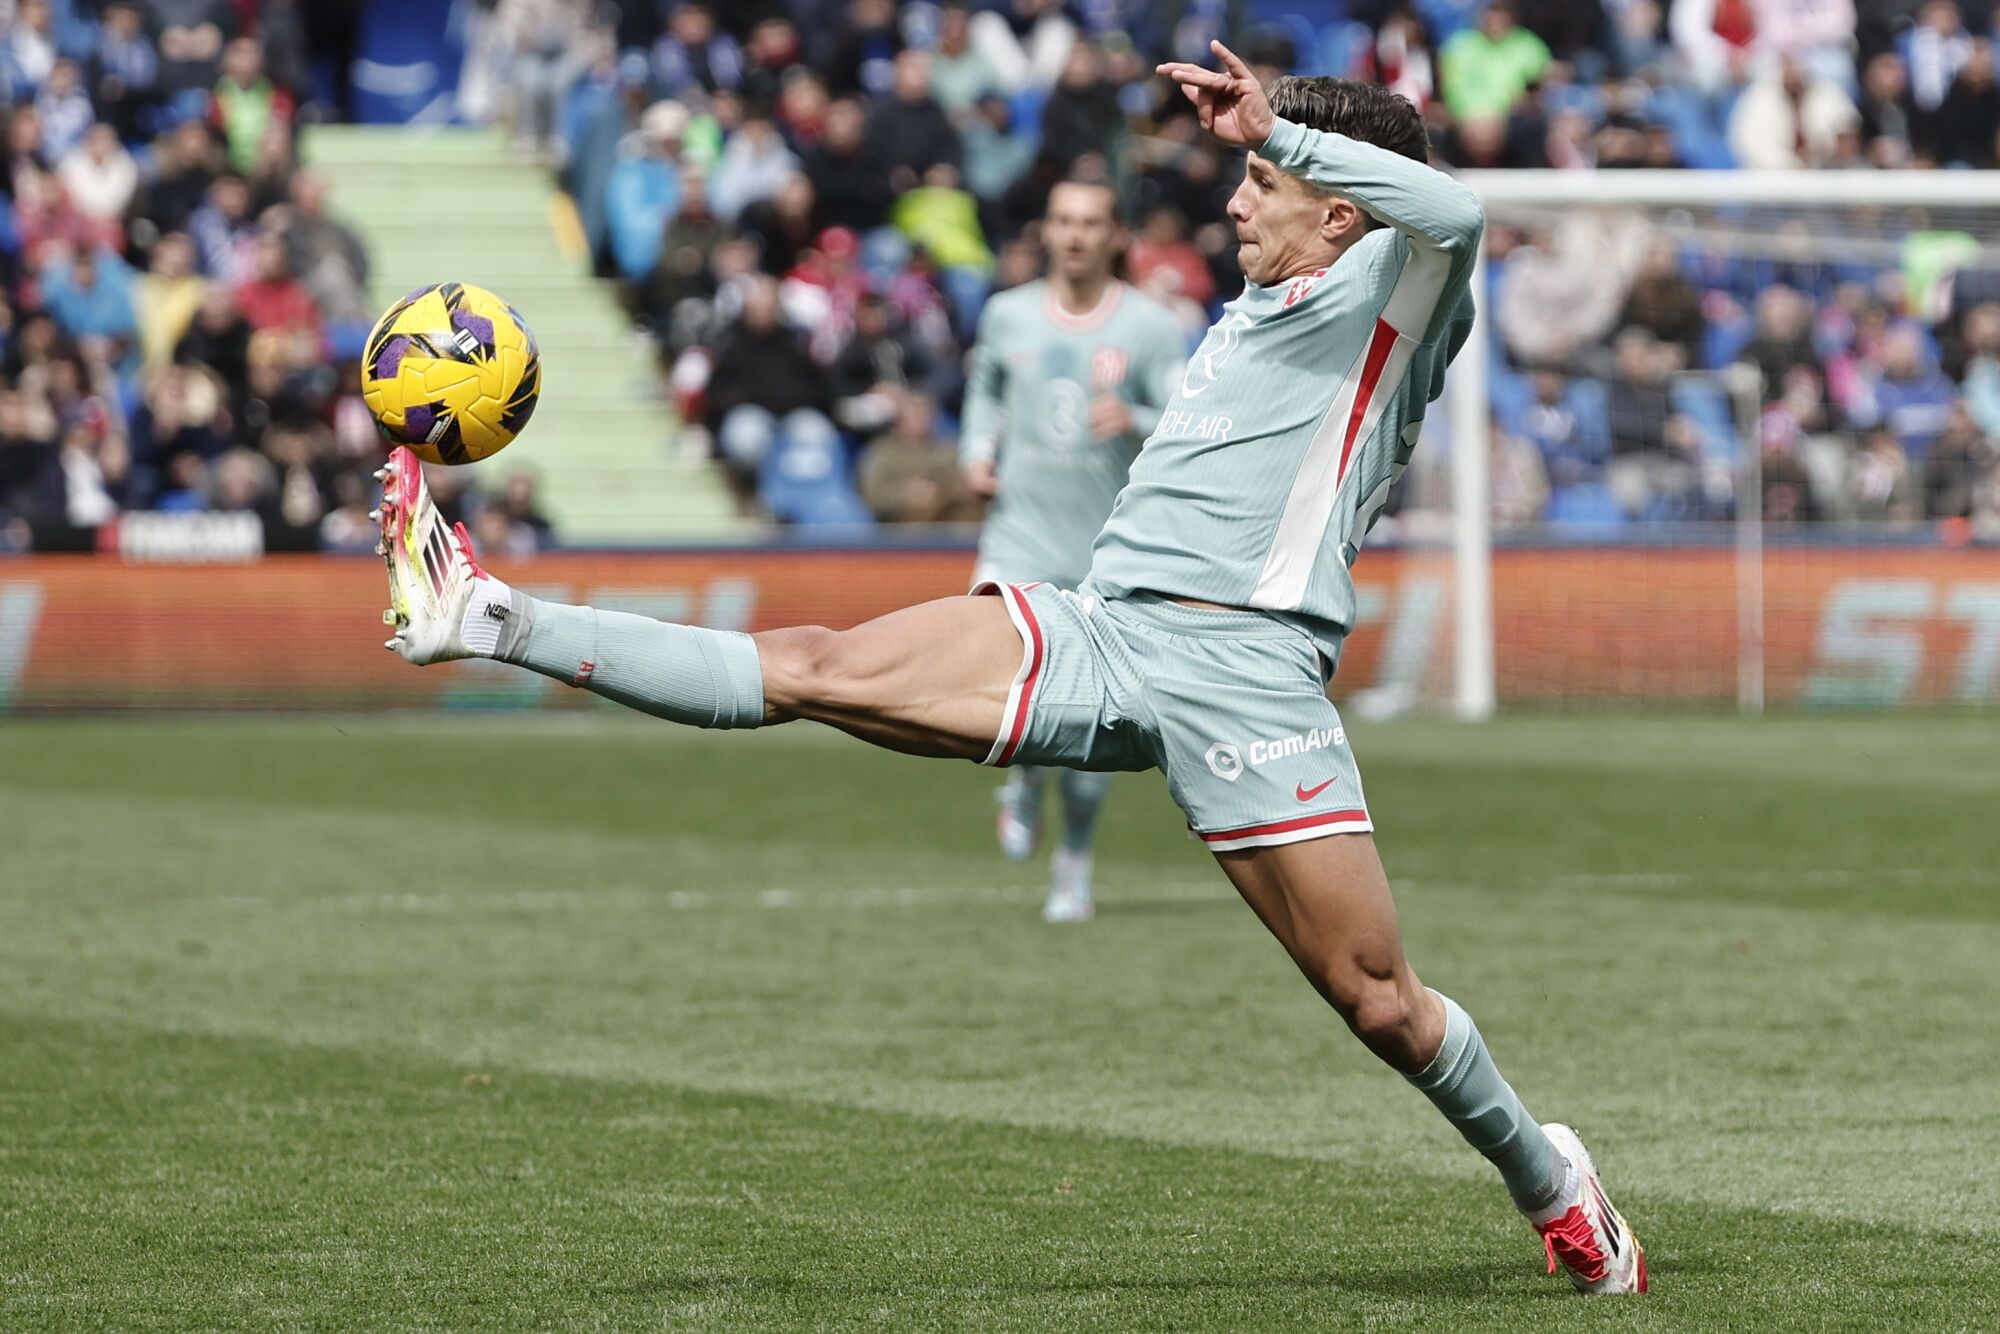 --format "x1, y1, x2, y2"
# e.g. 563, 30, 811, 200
3, 0, 1998, 548
303, 123, 741, 539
